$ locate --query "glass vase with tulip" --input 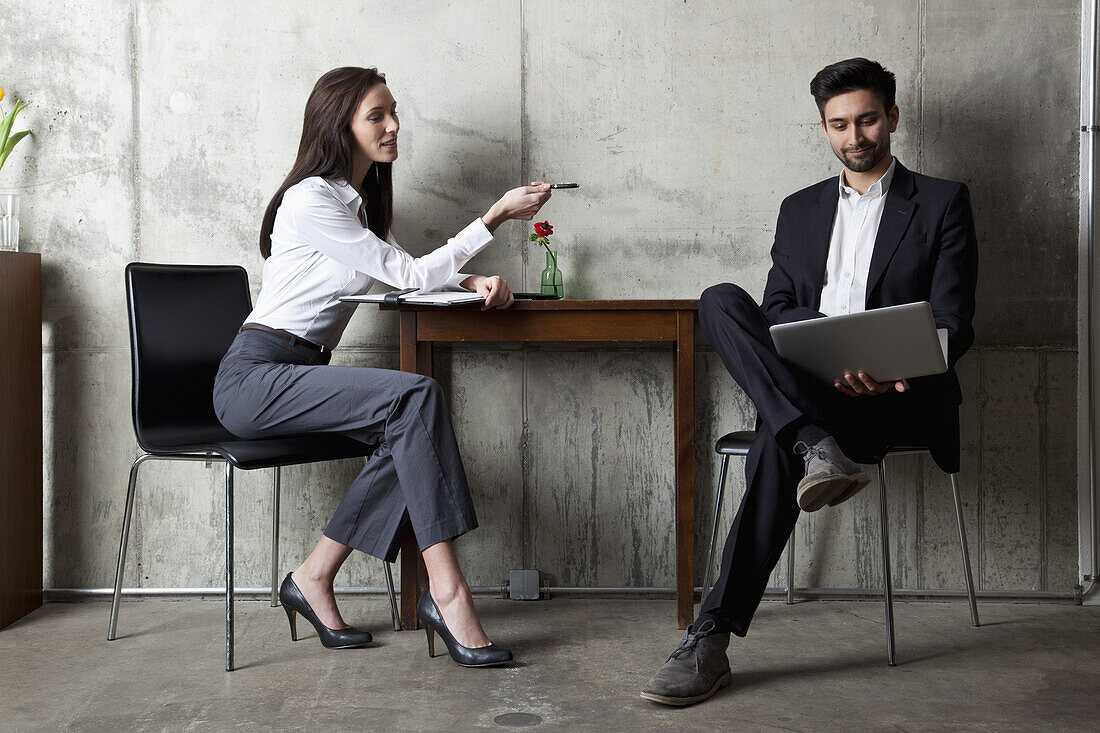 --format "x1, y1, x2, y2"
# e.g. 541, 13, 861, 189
0, 83, 32, 252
